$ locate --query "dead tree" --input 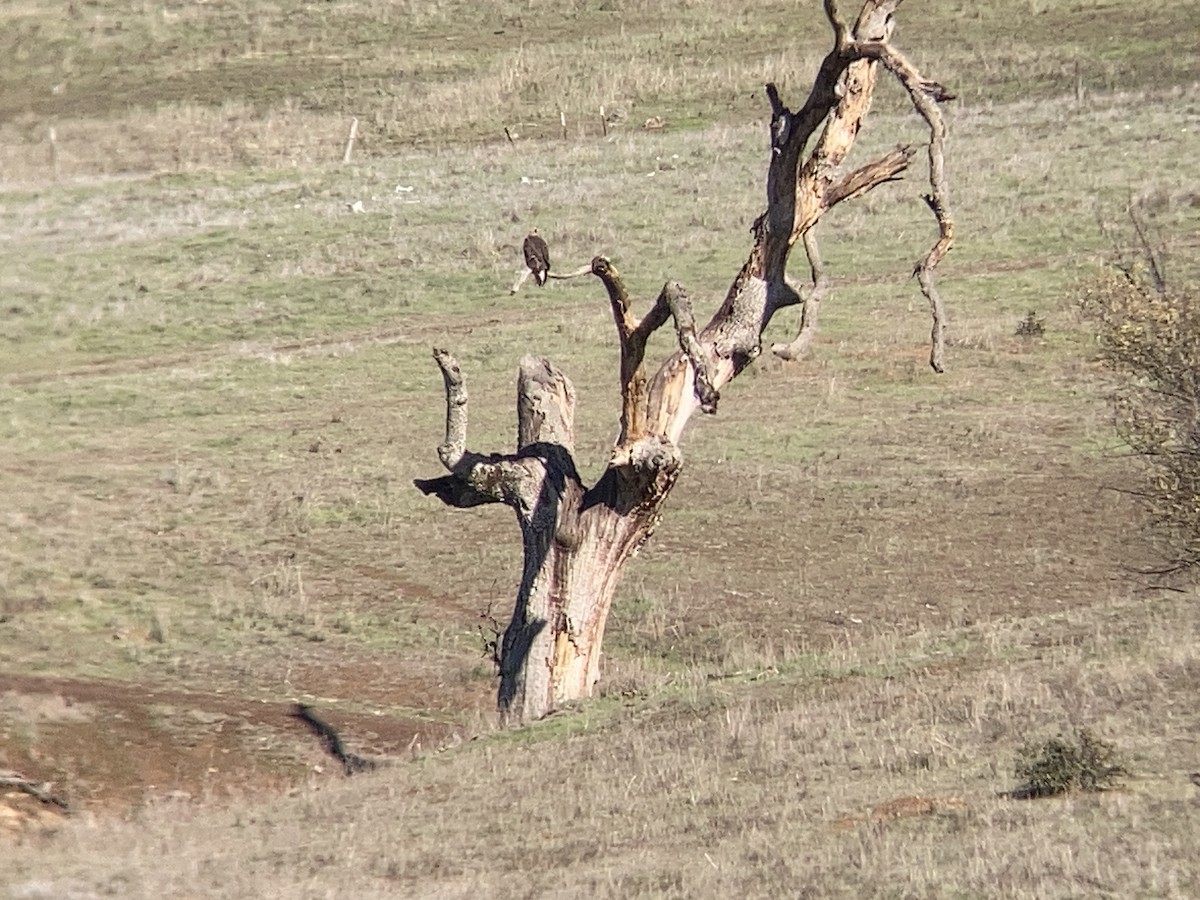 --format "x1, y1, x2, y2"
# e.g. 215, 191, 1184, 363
415, 0, 954, 725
